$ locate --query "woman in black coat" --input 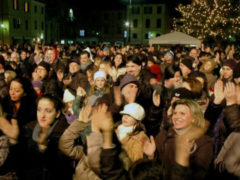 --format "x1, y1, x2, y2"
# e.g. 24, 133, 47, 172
0, 94, 73, 179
